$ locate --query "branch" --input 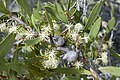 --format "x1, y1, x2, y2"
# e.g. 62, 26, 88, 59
11, 16, 32, 31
